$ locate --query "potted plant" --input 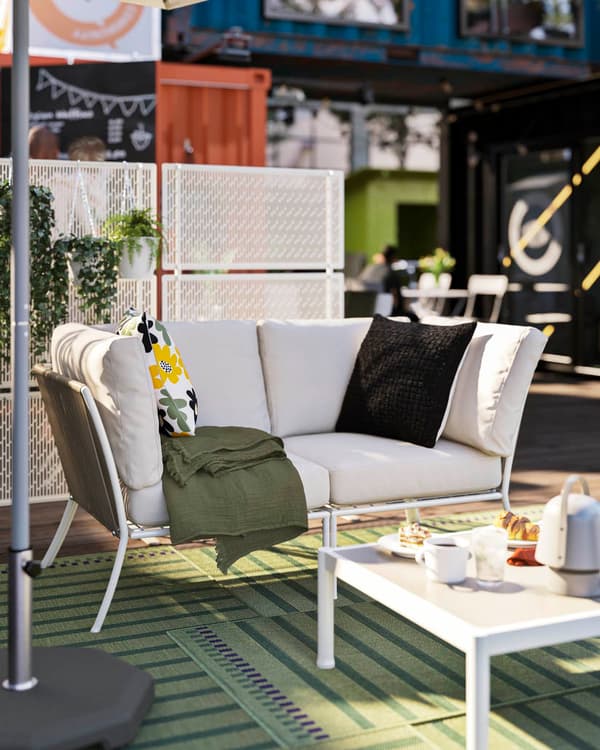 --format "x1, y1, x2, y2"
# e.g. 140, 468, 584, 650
417, 247, 456, 284
103, 208, 162, 280
0, 181, 68, 367
53, 234, 120, 323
